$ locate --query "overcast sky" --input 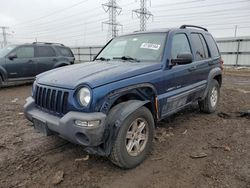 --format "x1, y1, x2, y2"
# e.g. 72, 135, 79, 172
0, 0, 250, 46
